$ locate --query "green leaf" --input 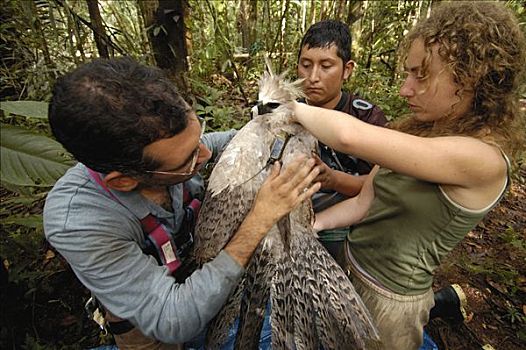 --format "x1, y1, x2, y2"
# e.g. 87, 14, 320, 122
0, 101, 49, 119
0, 192, 46, 211
1, 125, 75, 187
3, 214, 43, 229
